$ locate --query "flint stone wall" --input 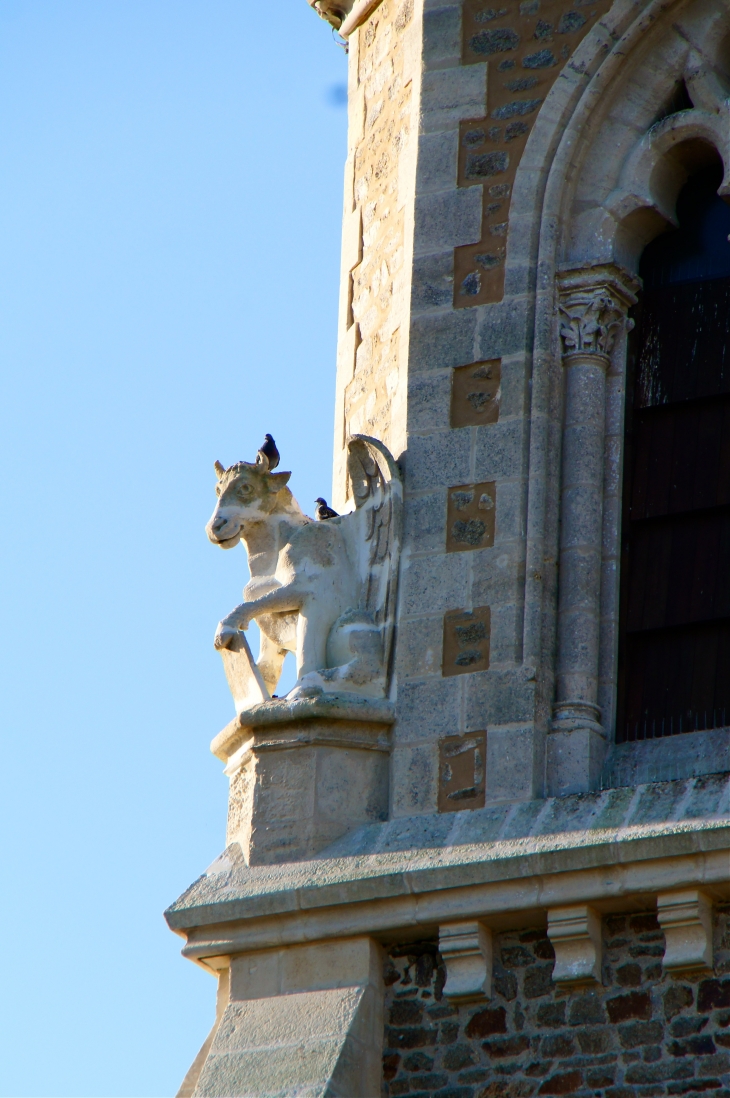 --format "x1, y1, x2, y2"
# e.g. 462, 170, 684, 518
383, 909, 730, 1097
